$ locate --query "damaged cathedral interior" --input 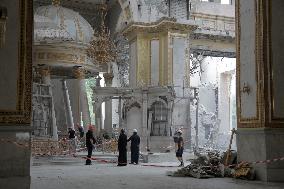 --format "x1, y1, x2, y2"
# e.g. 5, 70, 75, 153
0, 0, 284, 189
